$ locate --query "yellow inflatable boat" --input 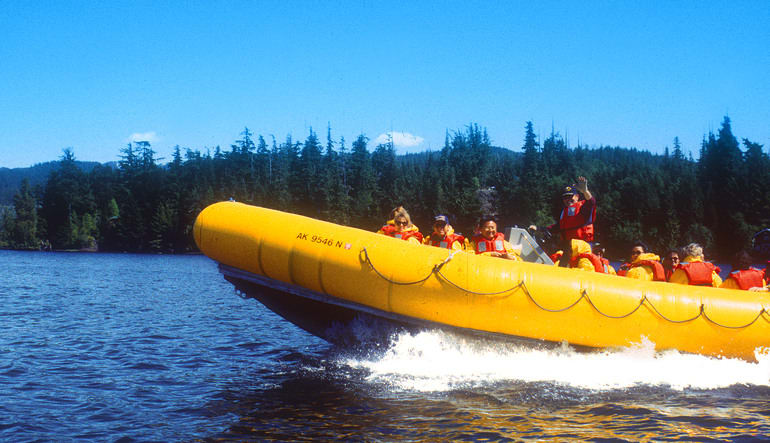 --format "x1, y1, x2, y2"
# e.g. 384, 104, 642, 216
194, 201, 770, 361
